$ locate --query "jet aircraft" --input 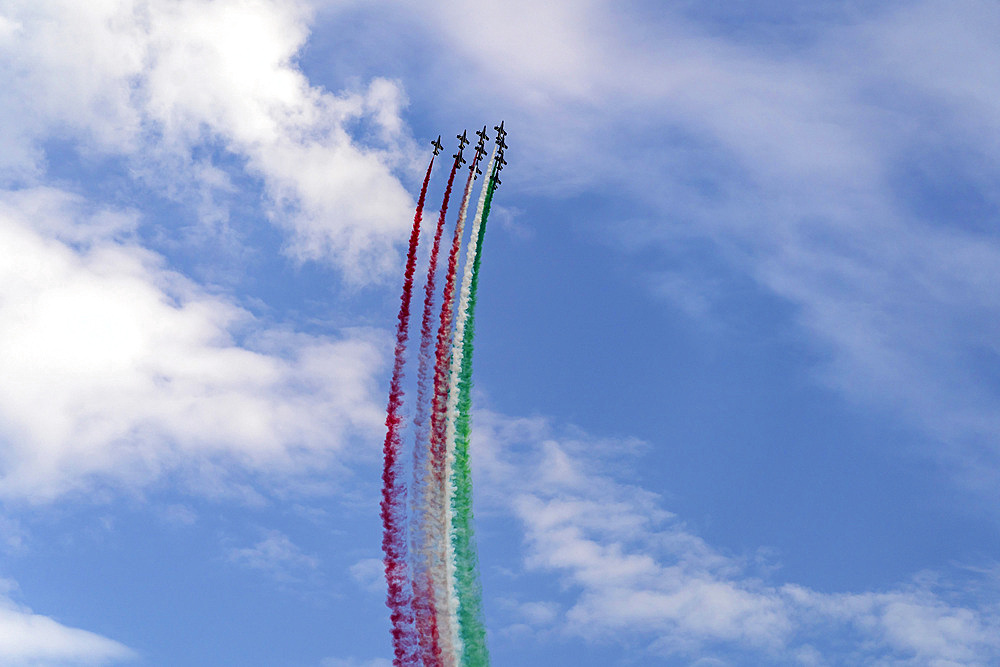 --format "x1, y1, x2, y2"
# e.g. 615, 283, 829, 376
431, 136, 443, 155
457, 130, 470, 149
493, 120, 506, 139
453, 148, 467, 165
